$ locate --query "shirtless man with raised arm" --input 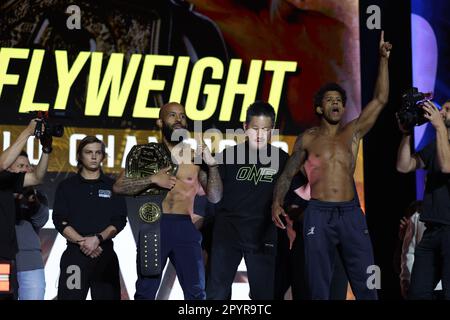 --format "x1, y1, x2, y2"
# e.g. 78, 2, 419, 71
272, 31, 392, 300
113, 102, 222, 300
